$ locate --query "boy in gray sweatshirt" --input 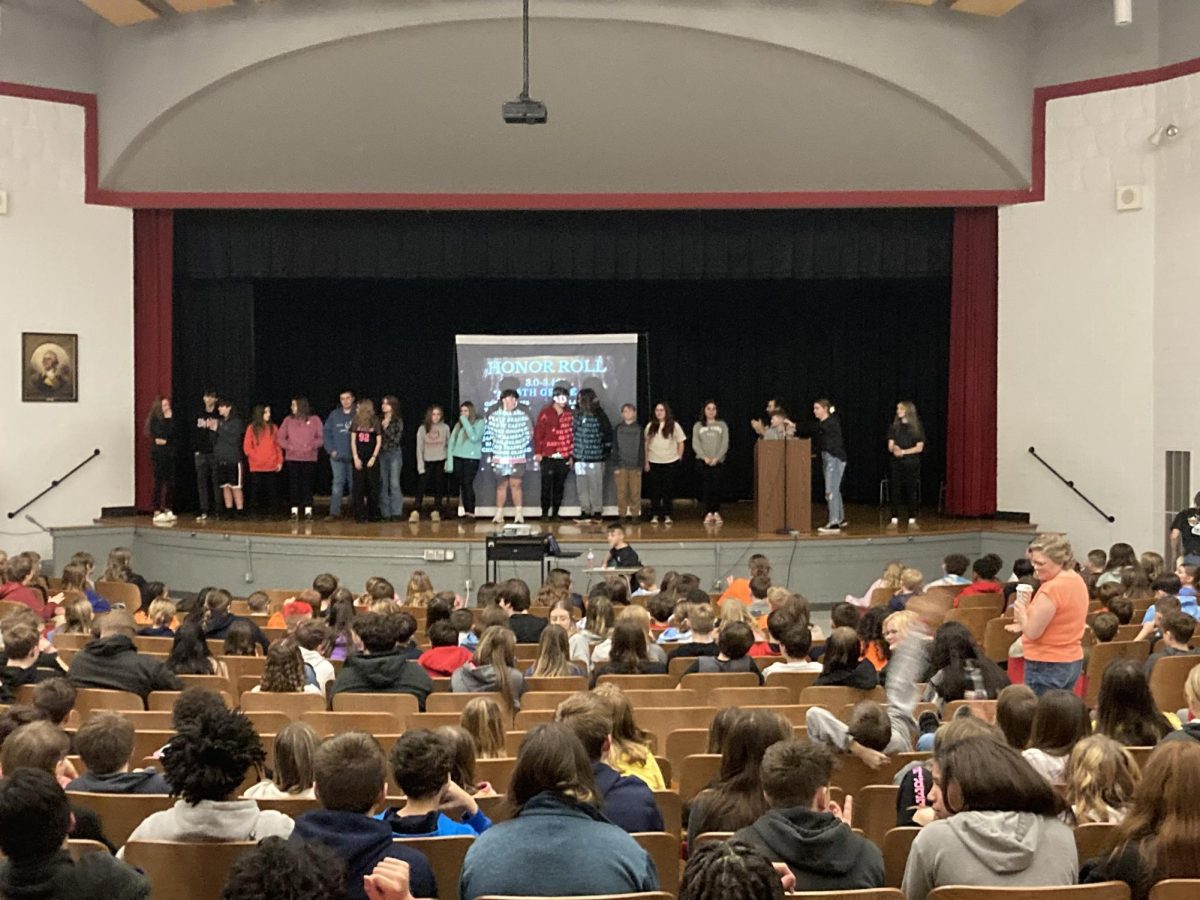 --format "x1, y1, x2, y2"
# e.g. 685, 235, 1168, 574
612, 404, 644, 521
